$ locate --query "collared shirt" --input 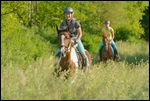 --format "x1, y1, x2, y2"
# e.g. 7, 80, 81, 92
60, 18, 81, 37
